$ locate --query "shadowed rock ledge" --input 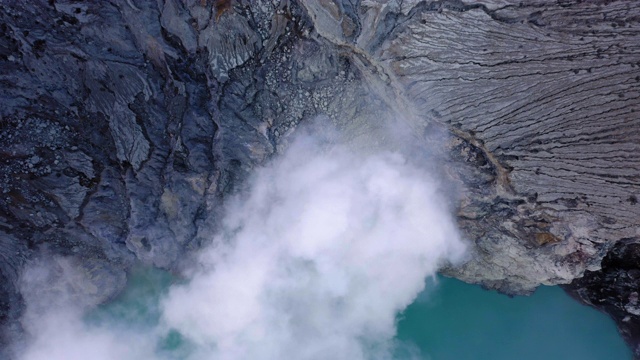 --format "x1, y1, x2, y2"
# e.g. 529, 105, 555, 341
0, 0, 639, 357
